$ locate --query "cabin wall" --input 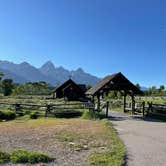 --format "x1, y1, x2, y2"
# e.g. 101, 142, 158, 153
53, 83, 86, 101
